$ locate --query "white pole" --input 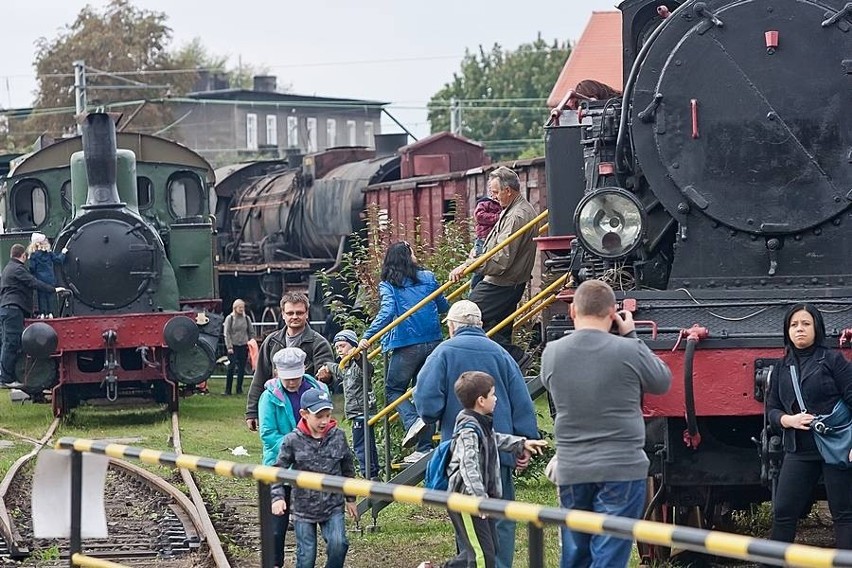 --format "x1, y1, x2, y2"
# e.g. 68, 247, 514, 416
73, 60, 86, 134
